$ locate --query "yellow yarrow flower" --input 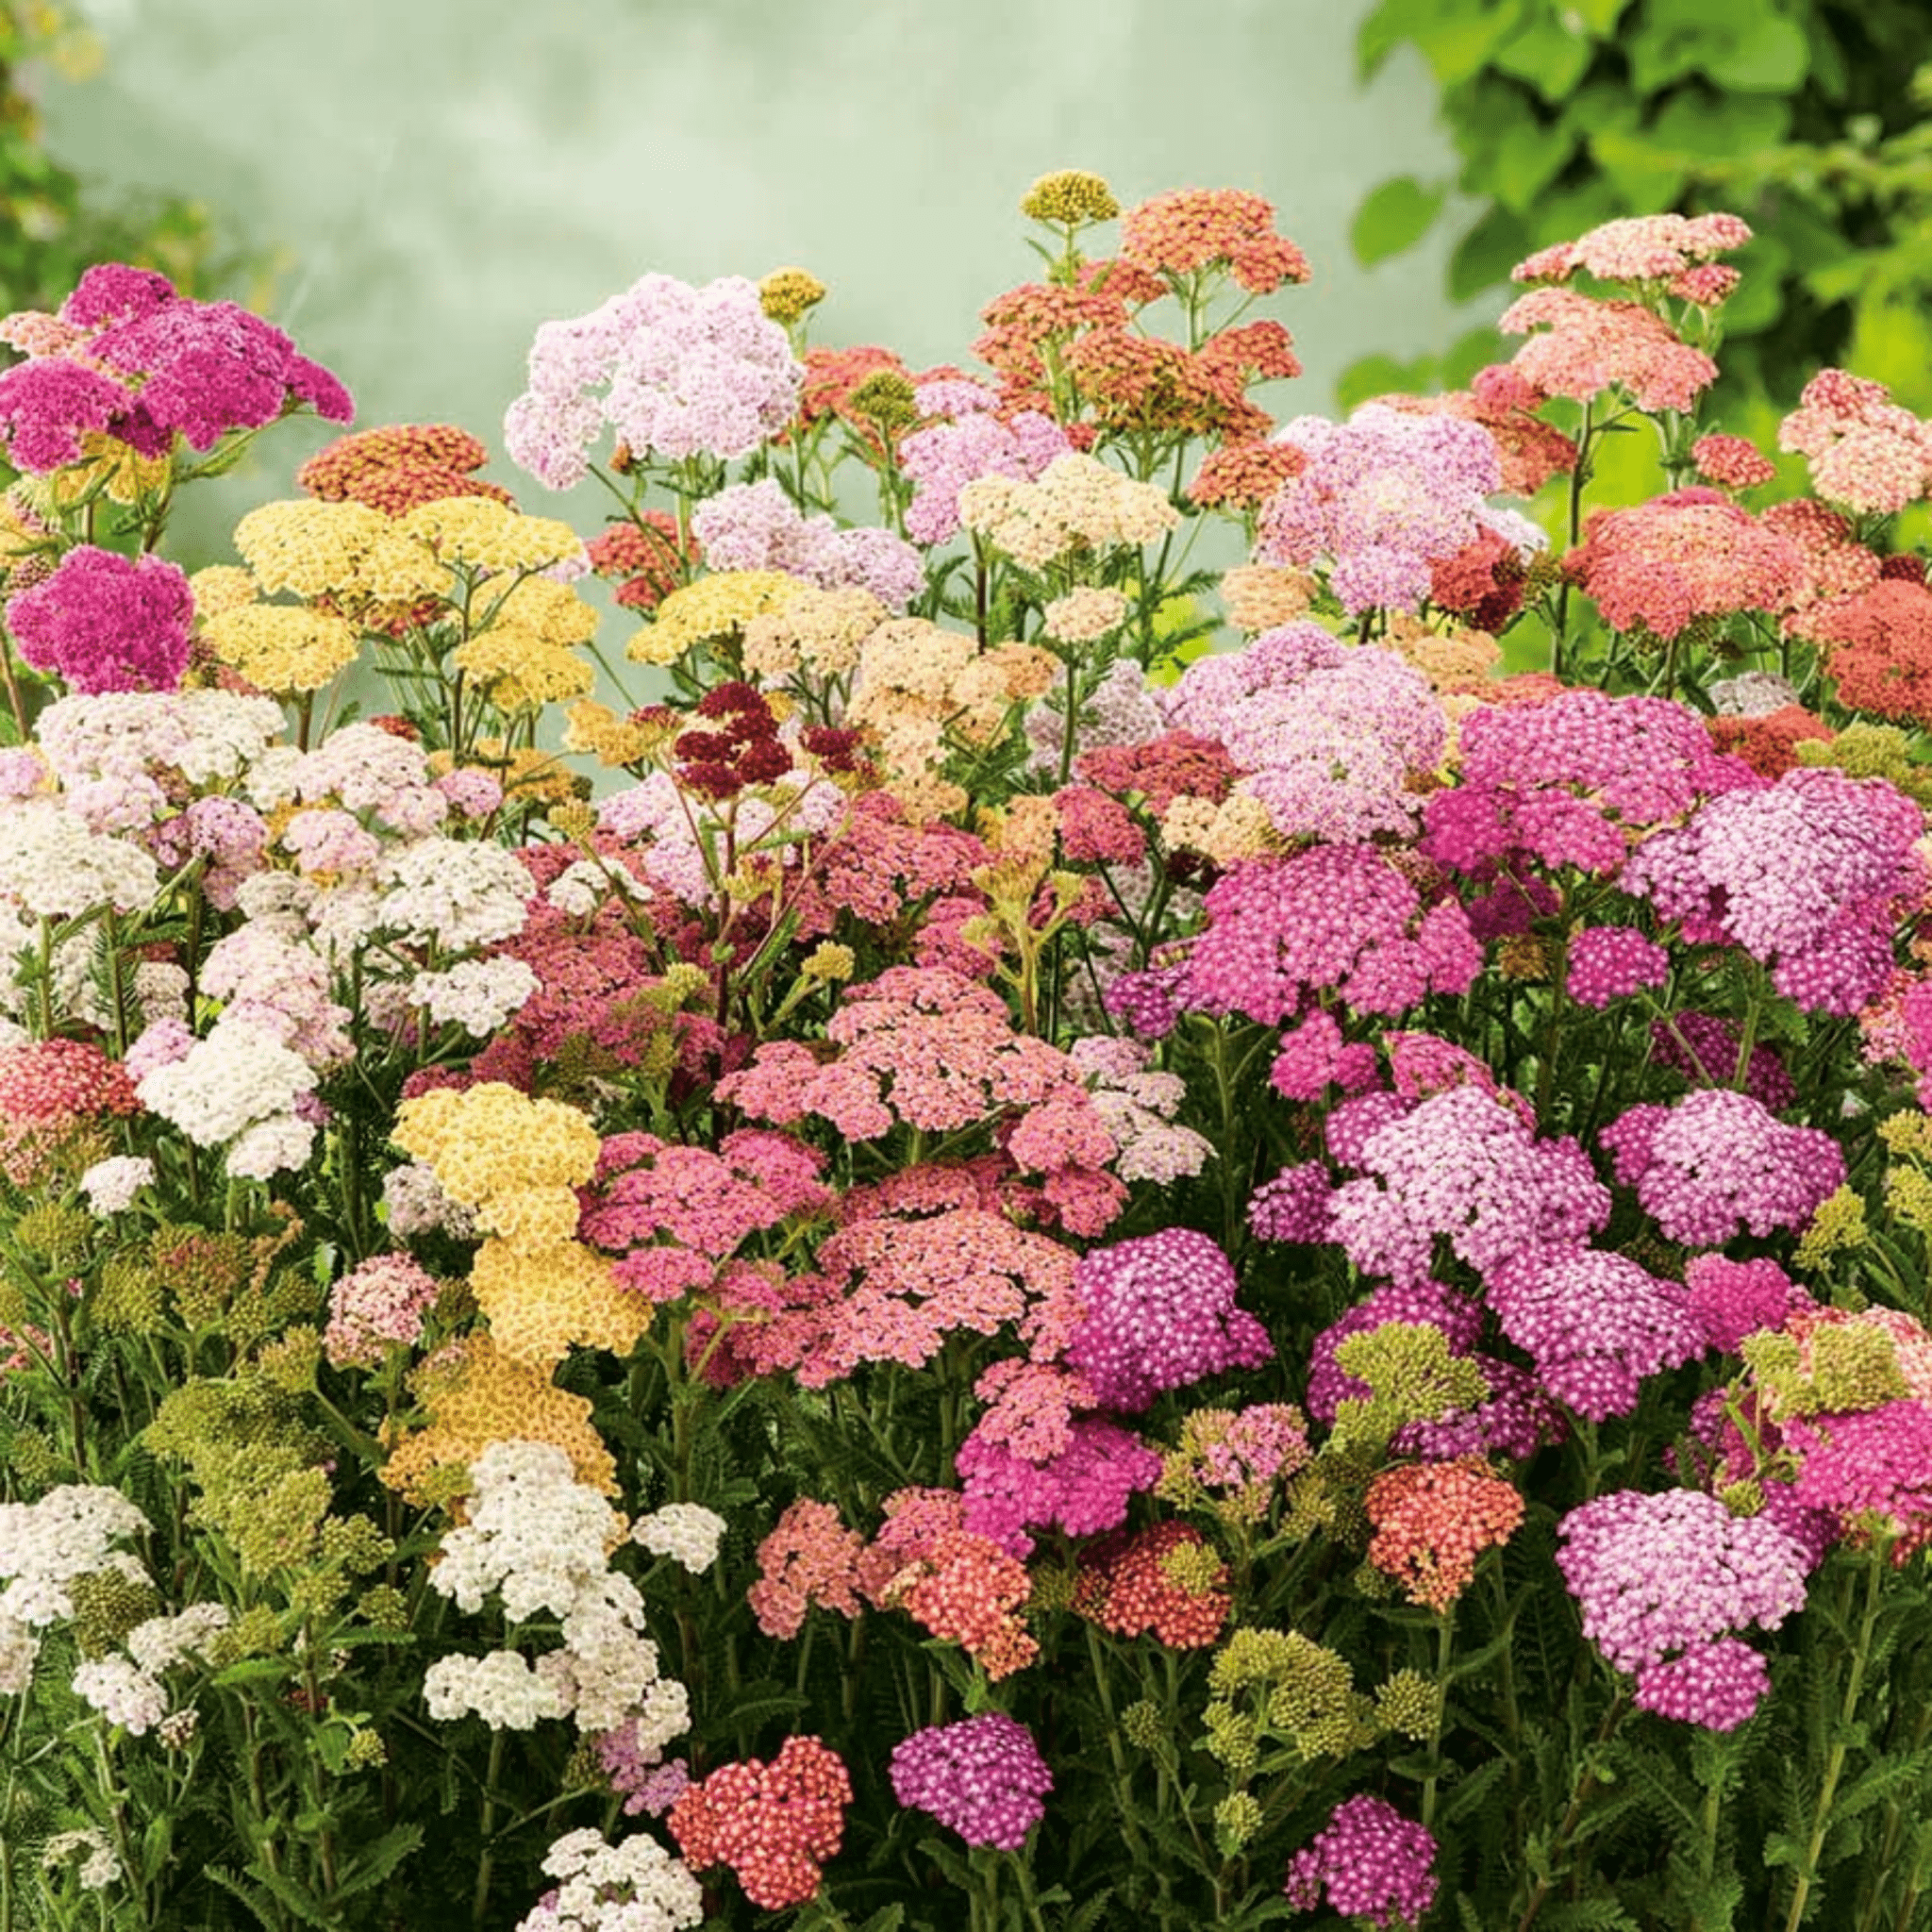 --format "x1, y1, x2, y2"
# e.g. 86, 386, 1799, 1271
395, 497, 585, 575
758, 266, 827, 326
484, 575, 599, 646
562, 699, 655, 769
201, 604, 359, 692
188, 564, 258, 621
450, 629, 594, 711
380, 1335, 617, 1502
627, 570, 806, 666
232, 499, 396, 600
391, 1081, 601, 1205
48, 430, 169, 508
1021, 170, 1120, 226
468, 1236, 655, 1368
